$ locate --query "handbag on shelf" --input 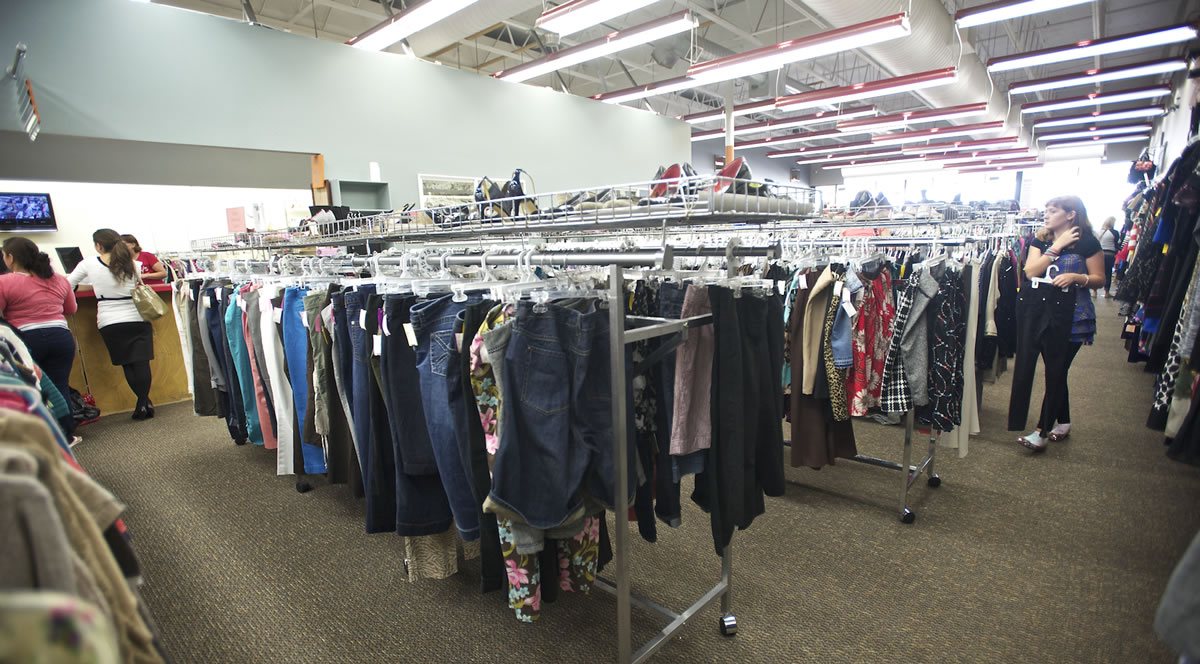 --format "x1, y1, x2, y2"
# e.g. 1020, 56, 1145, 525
132, 273, 166, 321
